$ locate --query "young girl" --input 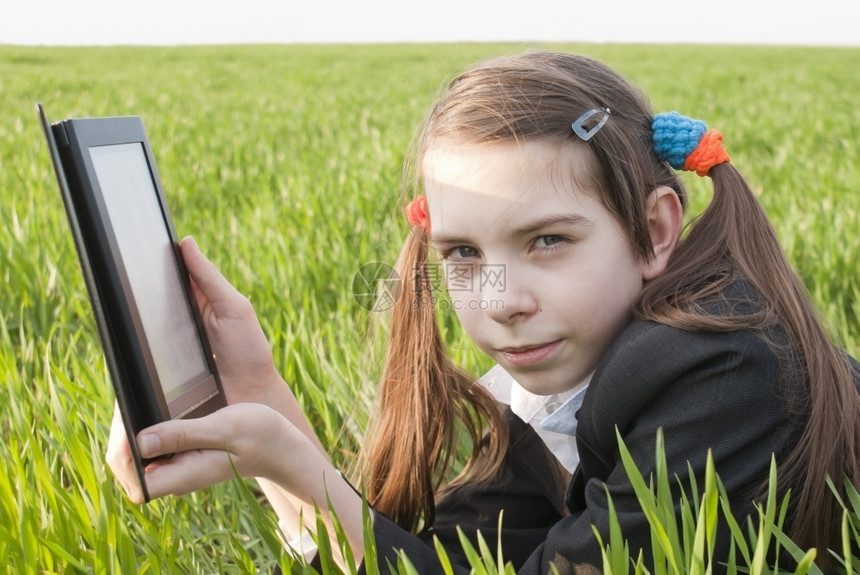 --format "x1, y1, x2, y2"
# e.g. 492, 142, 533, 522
106, 51, 860, 573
